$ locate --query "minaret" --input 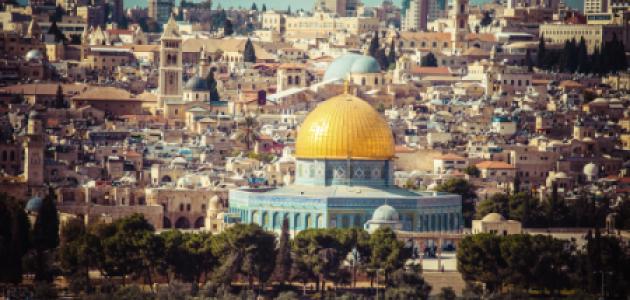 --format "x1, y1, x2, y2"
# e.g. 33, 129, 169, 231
157, 15, 183, 109
451, 0, 469, 52
24, 111, 44, 187
199, 45, 210, 77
